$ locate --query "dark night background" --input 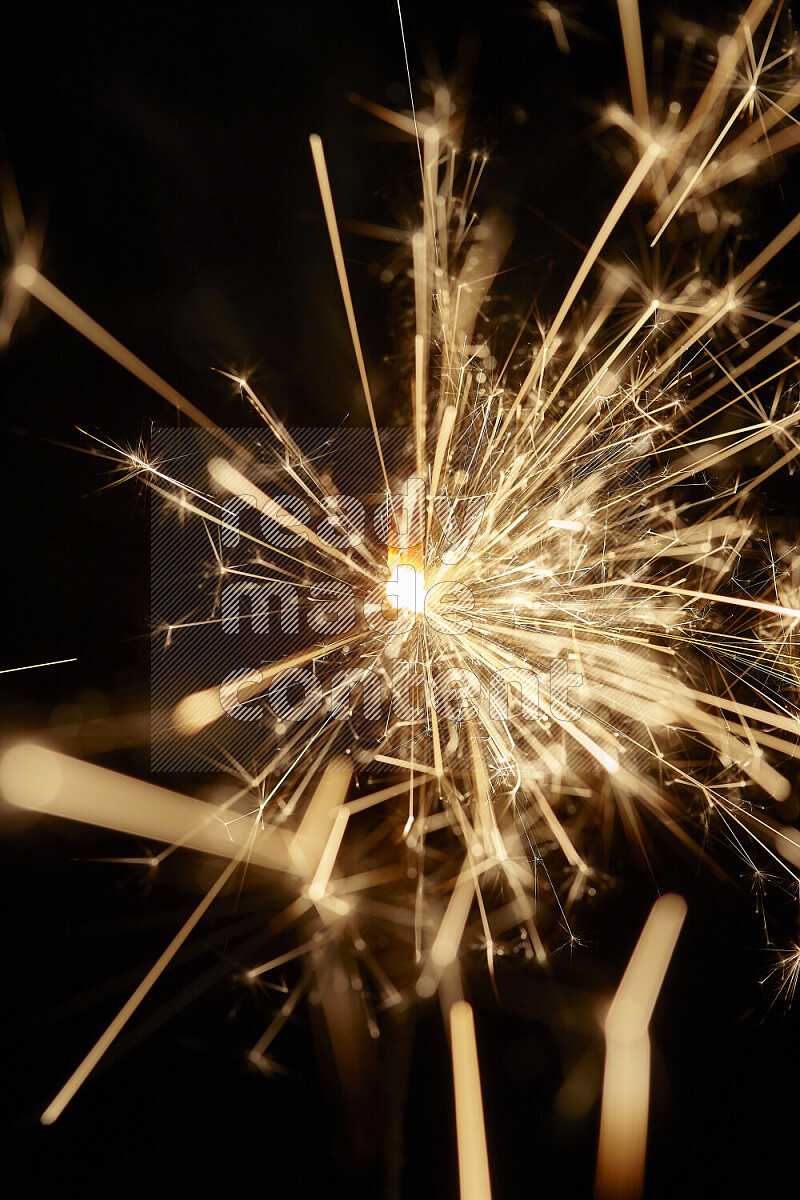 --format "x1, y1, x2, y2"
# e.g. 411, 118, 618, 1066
2, 1, 800, 1195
